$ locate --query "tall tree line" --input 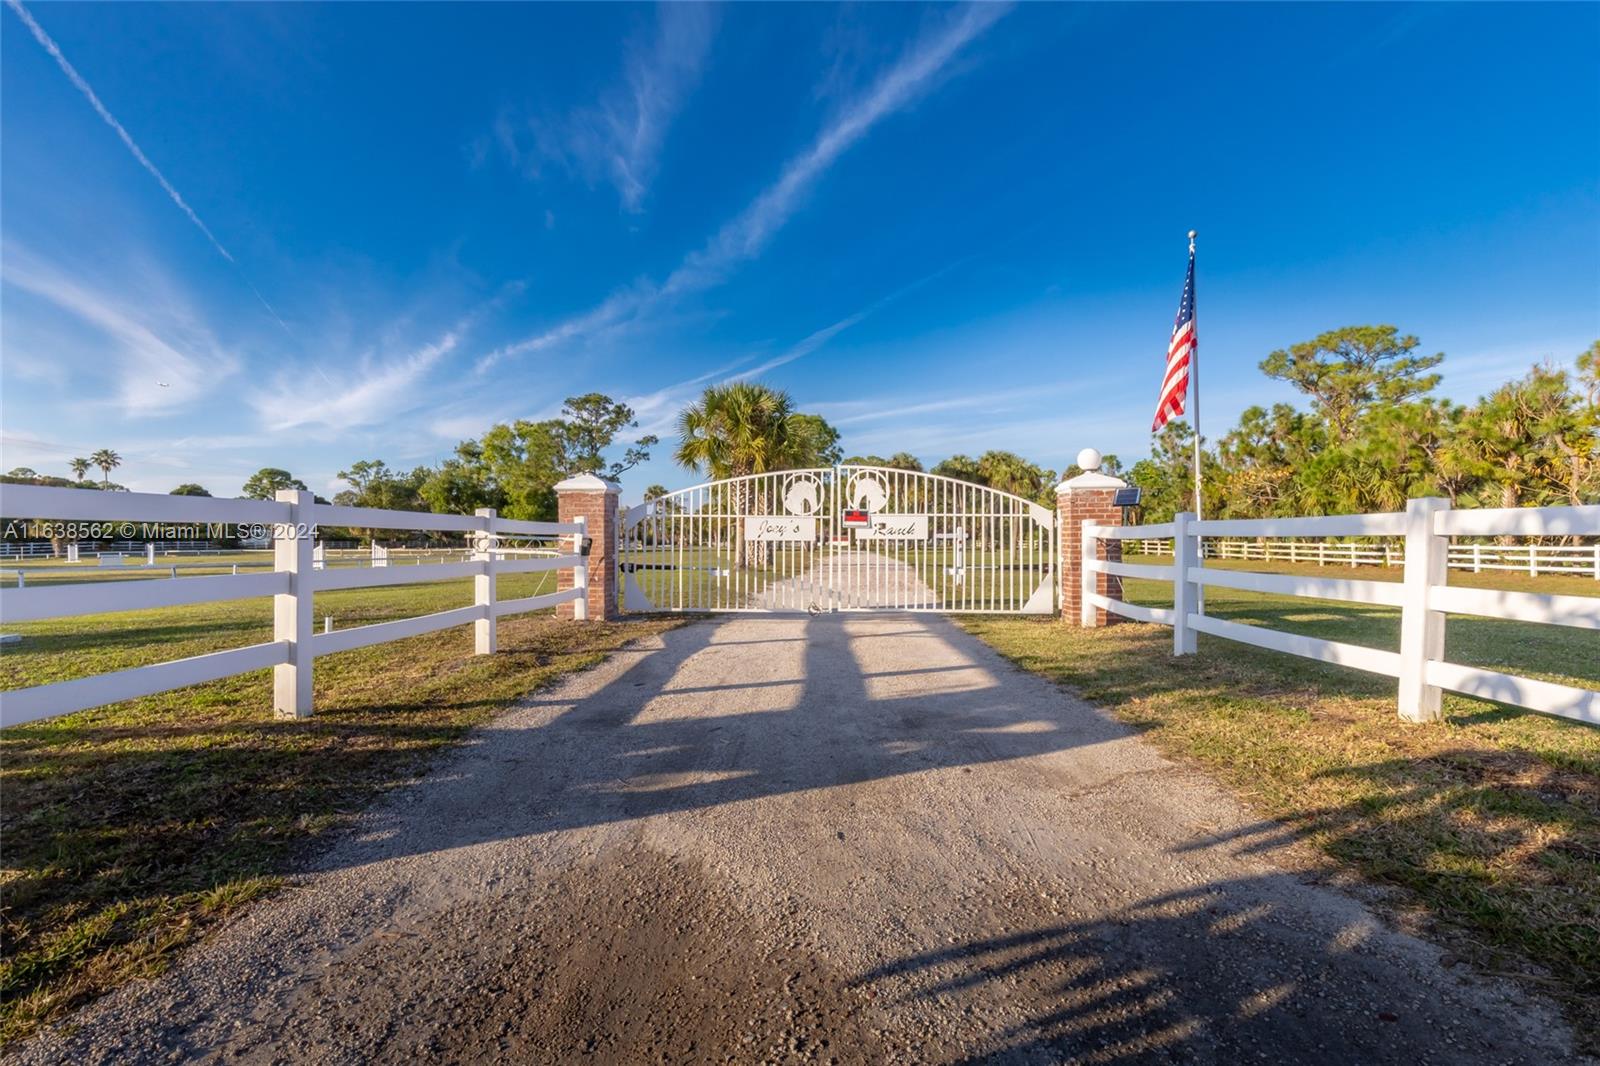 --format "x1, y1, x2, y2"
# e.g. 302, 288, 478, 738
1129, 329, 1599, 524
